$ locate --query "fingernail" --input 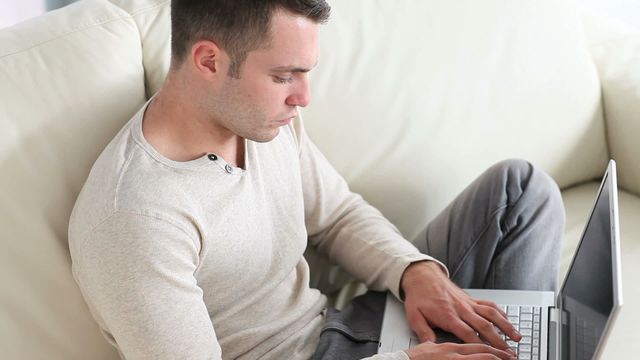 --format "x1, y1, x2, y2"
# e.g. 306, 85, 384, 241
507, 348, 517, 356
512, 329, 521, 338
